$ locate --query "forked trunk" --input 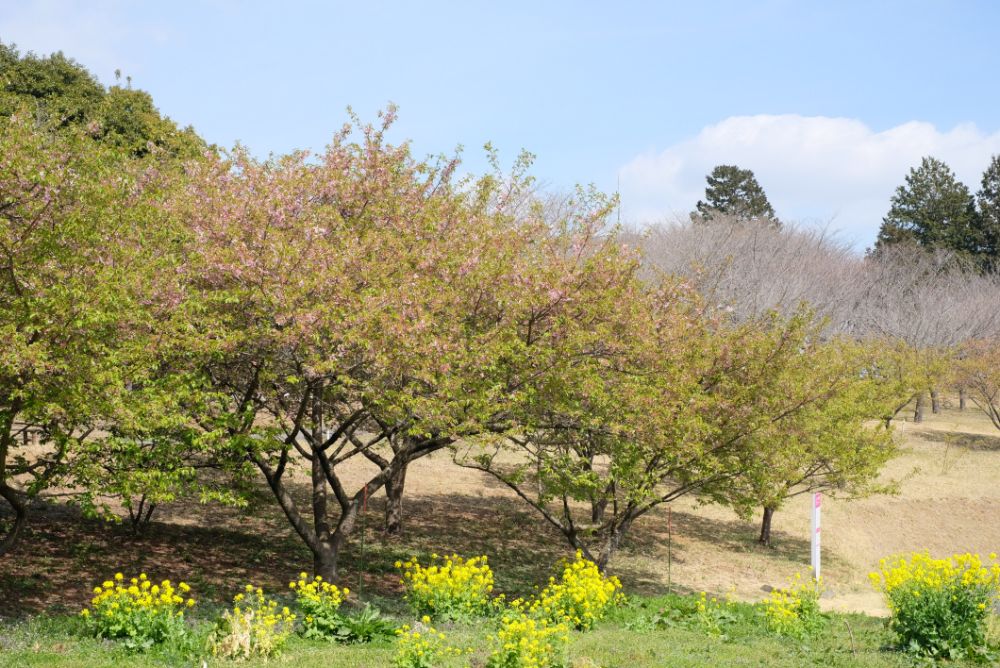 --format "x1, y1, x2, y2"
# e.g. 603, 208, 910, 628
310, 386, 336, 578
930, 388, 940, 414
595, 516, 633, 572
